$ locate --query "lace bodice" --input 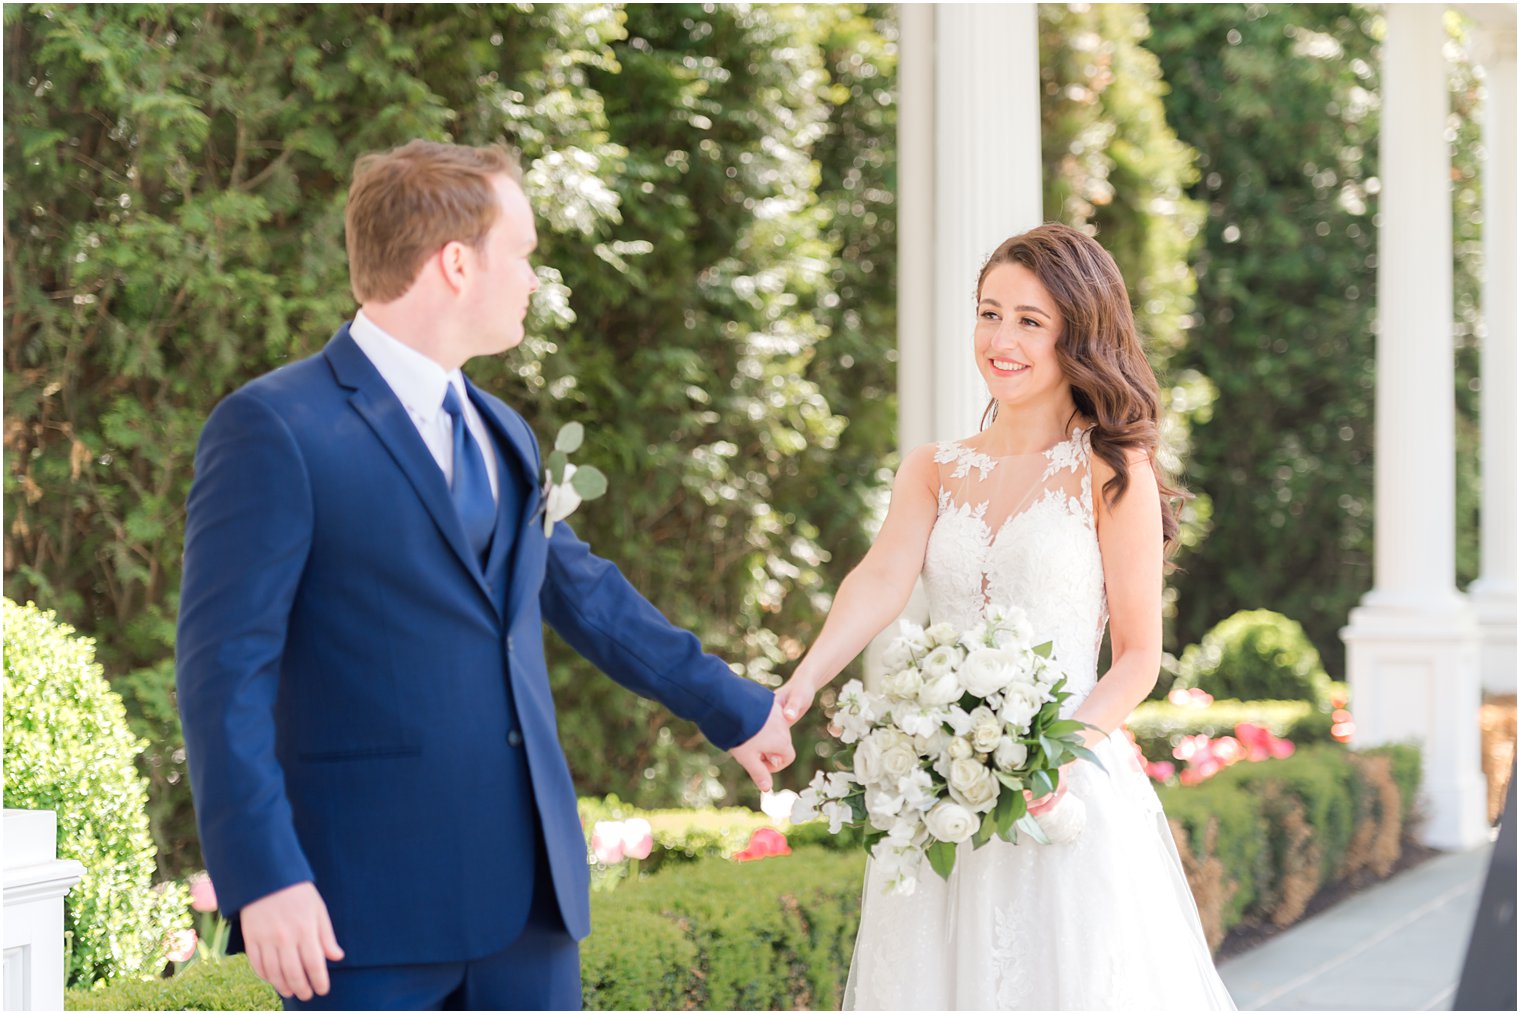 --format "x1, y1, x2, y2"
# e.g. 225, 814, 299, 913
922, 426, 1109, 714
